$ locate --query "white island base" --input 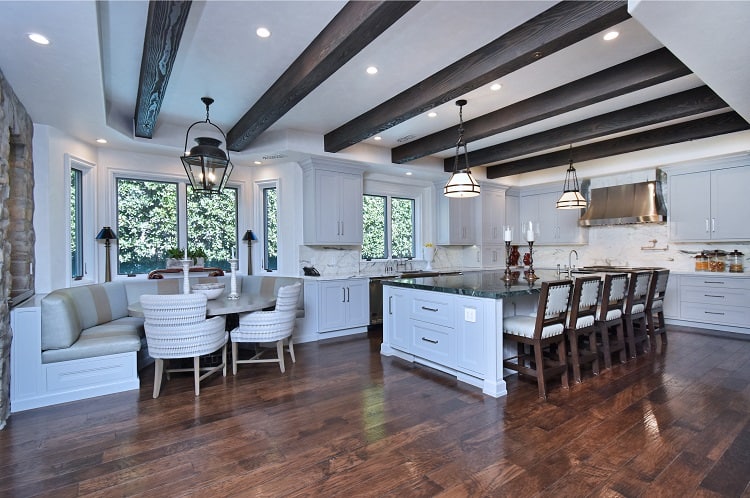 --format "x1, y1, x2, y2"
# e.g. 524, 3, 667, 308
380, 284, 508, 398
